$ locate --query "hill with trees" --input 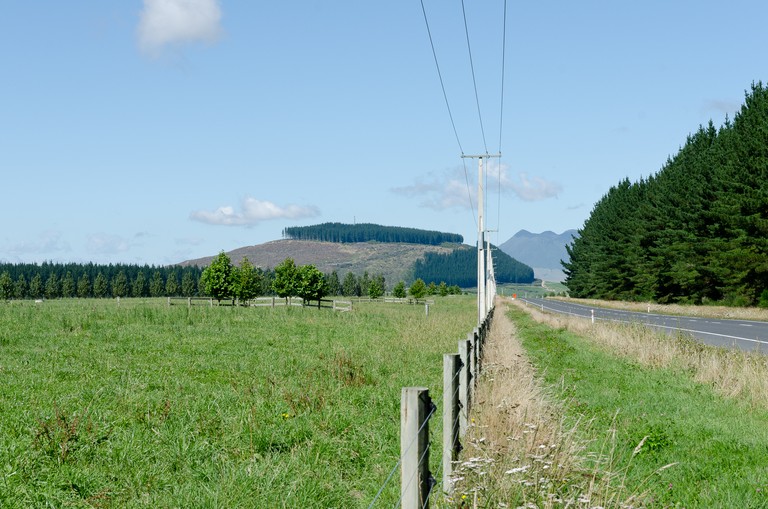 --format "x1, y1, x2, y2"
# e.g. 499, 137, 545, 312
564, 82, 768, 306
412, 244, 534, 287
282, 222, 463, 245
